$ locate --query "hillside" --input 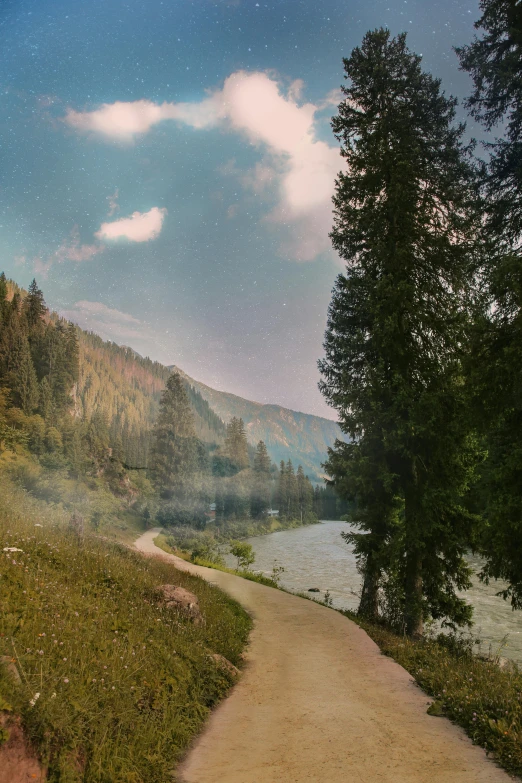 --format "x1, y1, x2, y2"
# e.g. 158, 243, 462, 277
173, 368, 343, 480
76, 332, 343, 481
4, 277, 342, 480
76, 331, 226, 468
